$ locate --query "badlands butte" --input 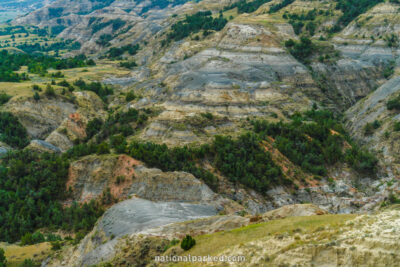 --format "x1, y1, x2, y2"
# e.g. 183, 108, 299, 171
0, 0, 400, 266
